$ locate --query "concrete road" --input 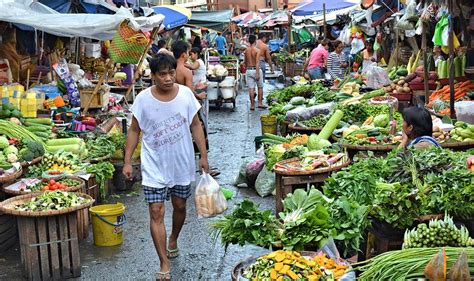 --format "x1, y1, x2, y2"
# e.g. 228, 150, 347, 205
0, 82, 280, 280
